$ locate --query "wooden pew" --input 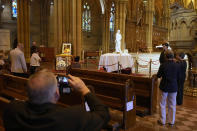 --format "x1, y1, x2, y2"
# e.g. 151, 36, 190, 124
0, 74, 28, 101
0, 73, 136, 129
0, 74, 81, 107
69, 68, 158, 115
56, 74, 136, 129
